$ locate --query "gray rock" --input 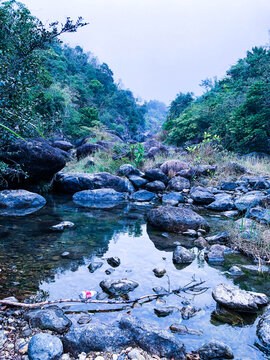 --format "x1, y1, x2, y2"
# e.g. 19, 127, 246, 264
160, 159, 189, 176
173, 246, 195, 264
167, 176, 190, 191
212, 284, 269, 312
228, 266, 244, 277
205, 244, 227, 263
131, 190, 156, 202
145, 180, 166, 193
54, 172, 134, 194
128, 175, 148, 189
147, 206, 210, 233
206, 193, 234, 211
257, 307, 270, 348
73, 188, 128, 209
194, 237, 208, 249
88, 260, 103, 273
100, 279, 139, 296
162, 192, 184, 206
25, 307, 72, 334
0, 190, 46, 216
0, 330, 7, 347
197, 339, 234, 359
220, 182, 238, 191
128, 349, 144, 360
50, 221, 75, 231
107, 257, 121, 267
240, 264, 270, 275
144, 169, 168, 184
28, 333, 63, 360
246, 207, 270, 224
181, 306, 198, 320
223, 210, 239, 218
205, 232, 230, 245
154, 306, 176, 317
235, 191, 266, 211
118, 164, 142, 177
190, 186, 215, 205
170, 324, 202, 335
